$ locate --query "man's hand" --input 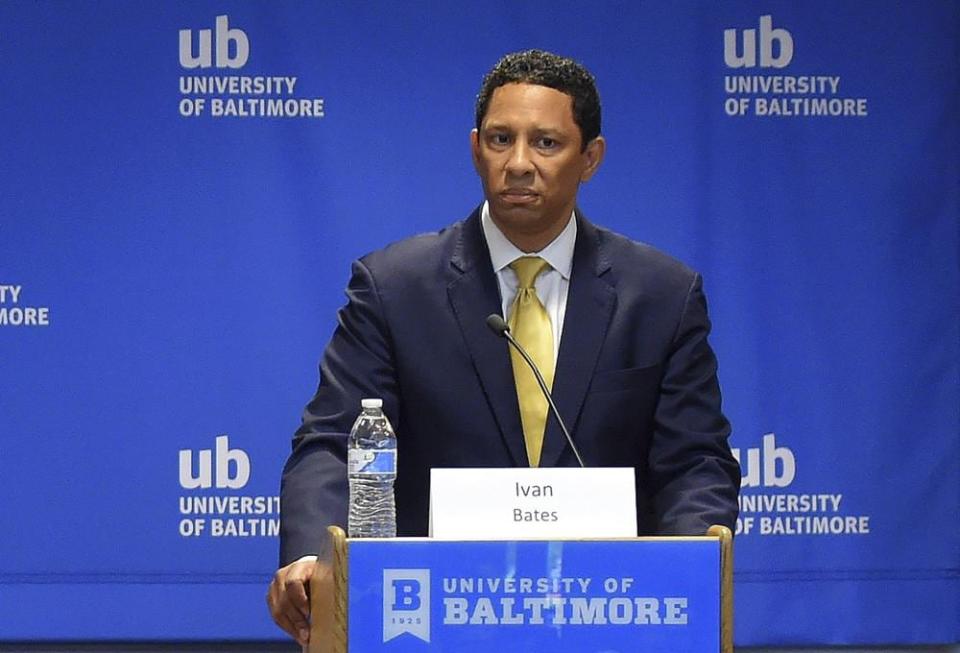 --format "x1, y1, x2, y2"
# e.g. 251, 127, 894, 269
267, 559, 316, 646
